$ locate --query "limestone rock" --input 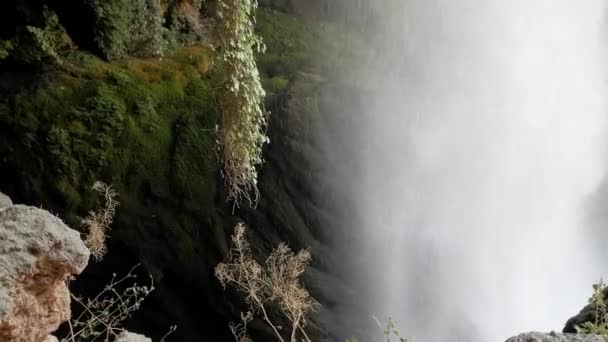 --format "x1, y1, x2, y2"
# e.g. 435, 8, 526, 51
506, 332, 603, 342
0, 205, 90, 342
114, 331, 152, 342
0, 193, 11, 208
43, 336, 59, 342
